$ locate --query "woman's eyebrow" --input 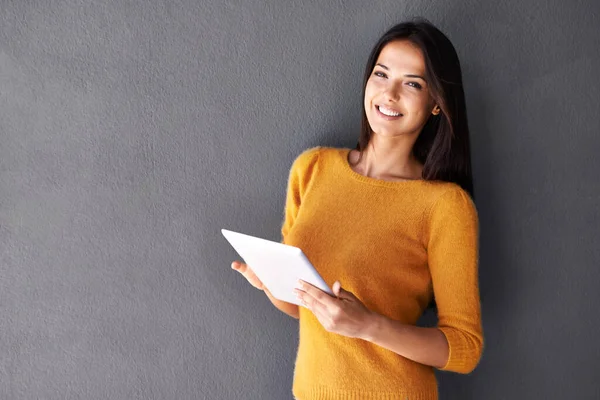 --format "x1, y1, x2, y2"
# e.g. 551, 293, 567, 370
374, 64, 426, 81
405, 74, 427, 81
